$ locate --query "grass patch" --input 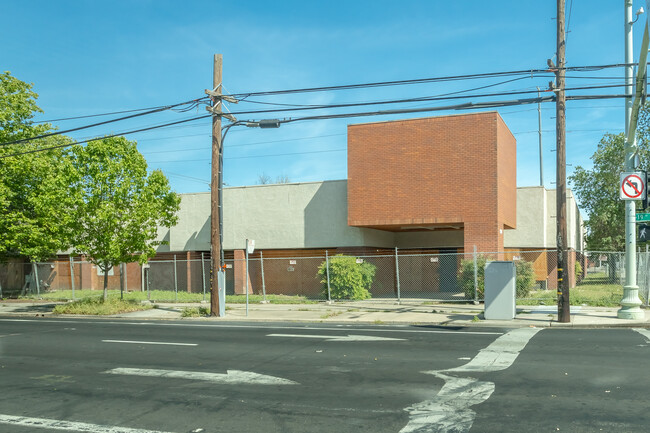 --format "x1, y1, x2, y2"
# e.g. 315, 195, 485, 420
53, 297, 152, 315
181, 306, 210, 317
518, 272, 626, 307
21, 290, 316, 304
320, 310, 343, 319
22, 289, 206, 303
225, 294, 317, 304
